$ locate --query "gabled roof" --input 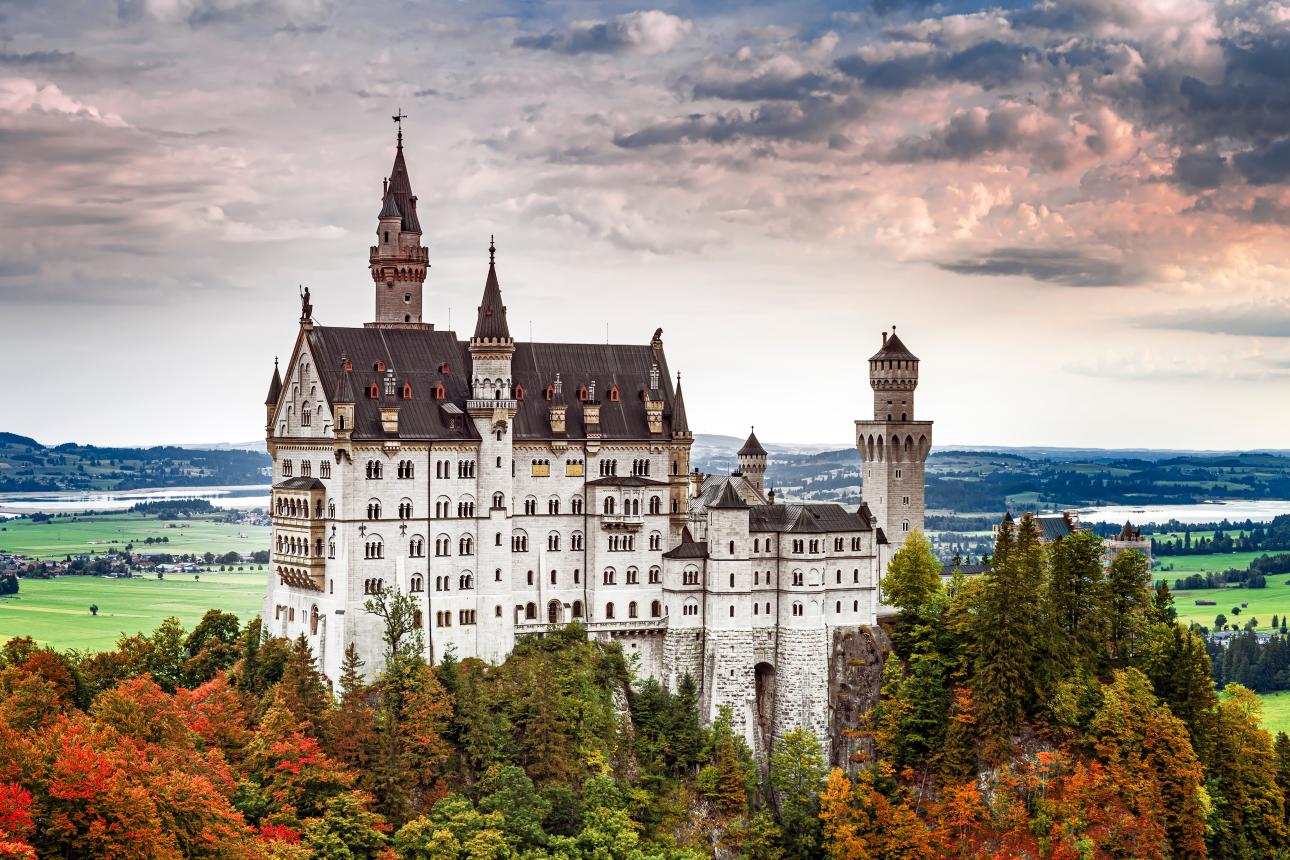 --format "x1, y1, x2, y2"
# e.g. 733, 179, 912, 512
738, 428, 767, 457
305, 325, 685, 442
746, 502, 871, 534
473, 241, 511, 342
940, 563, 990, 576
378, 191, 401, 220
386, 142, 420, 232
265, 359, 282, 406
869, 329, 918, 362
332, 365, 356, 403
